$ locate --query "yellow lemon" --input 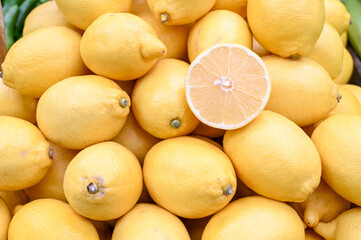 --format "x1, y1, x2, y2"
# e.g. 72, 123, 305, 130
325, 86, 361, 119
212, 0, 247, 18
63, 142, 143, 221
143, 136, 237, 218
293, 179, 351, 227
147, 0, 216, 25
112, 203, 190, 239
0, 191, 28, 216
312, 114, 361, 206
24, 142, 78, 202
324, 0, 351, 34
187, 10, 252, 62
223, 110, 322, 202
183, 216, 212, 240
306, 23, 344, 79
192, 122, 226, 138
341, 31, 348, 46
305, 229, 324, 240
0, 116, 52, 191
252, 37, 270, 57
132, 0, 191, 60
8, 199, 99, 240
0, 78, 37, 123
341, 84, 361, 103
202, 196, 305, 240
36, 75, 130, 150
1, 26, 88, 98
23, 1, 80, 35
112, 111, 160, 165
80, 13, 166, 81
55, 0, 132, 30
132, 59, 199, 139
314, 208, 361, 240
333, 48, 354, 84
0, 197, 10, 240
247, 0, 325, 58
263, 55, 339, 126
